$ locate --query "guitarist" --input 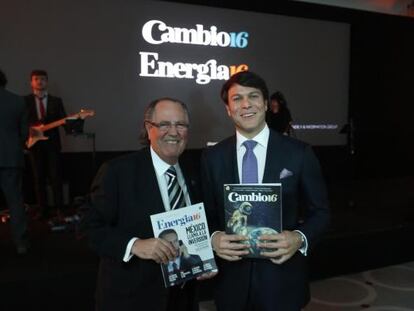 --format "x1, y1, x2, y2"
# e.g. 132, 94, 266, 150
25, 69, 69, 220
